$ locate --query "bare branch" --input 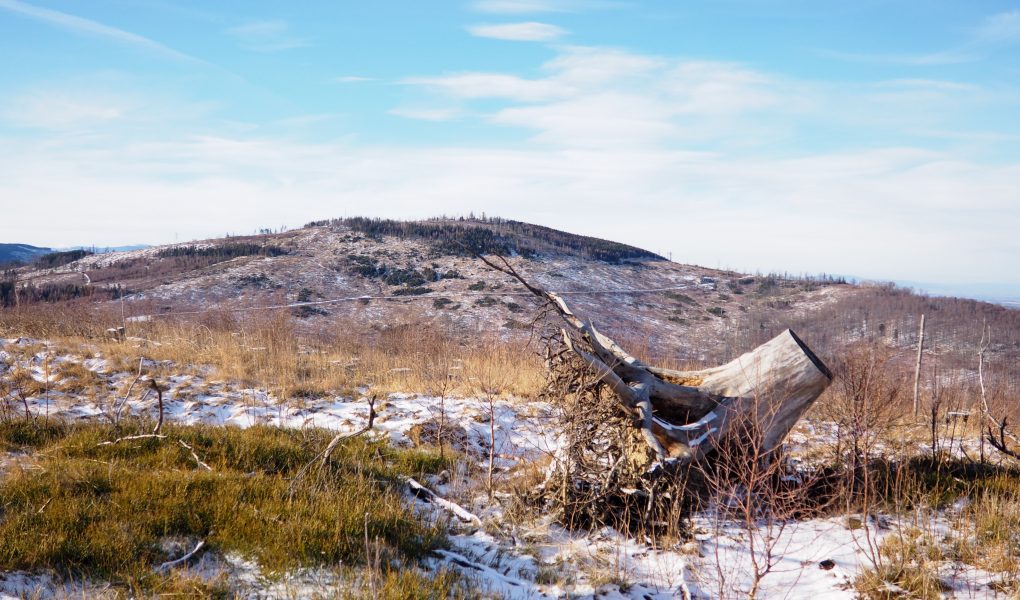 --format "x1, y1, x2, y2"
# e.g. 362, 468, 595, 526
155, 539, 206, 572
987, 417, 1020, 460
178, 439, 212, 471
406, 477, 482, 526
320, 394, 378, 468
97, 433, 167, 446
